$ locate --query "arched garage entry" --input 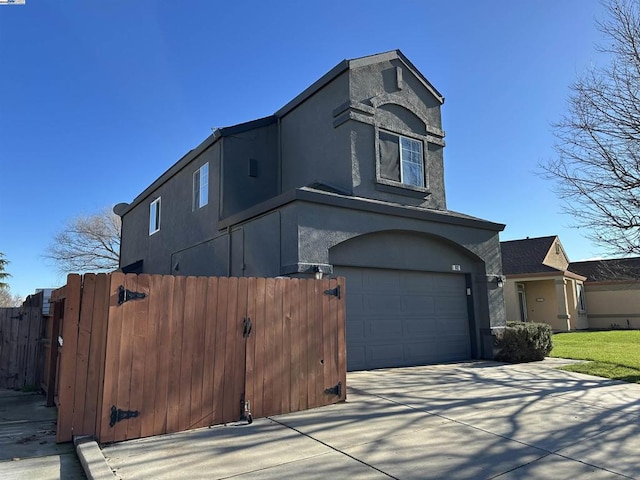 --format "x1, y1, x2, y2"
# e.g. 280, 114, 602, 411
329, 230, 483, 371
